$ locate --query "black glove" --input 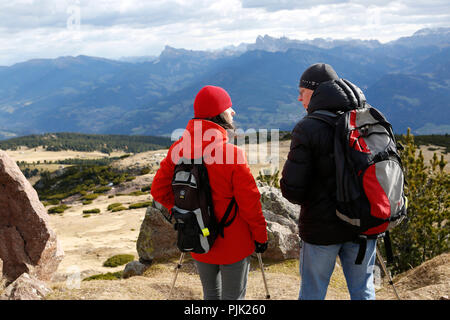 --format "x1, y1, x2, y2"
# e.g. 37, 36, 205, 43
254, 241, 268, 253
